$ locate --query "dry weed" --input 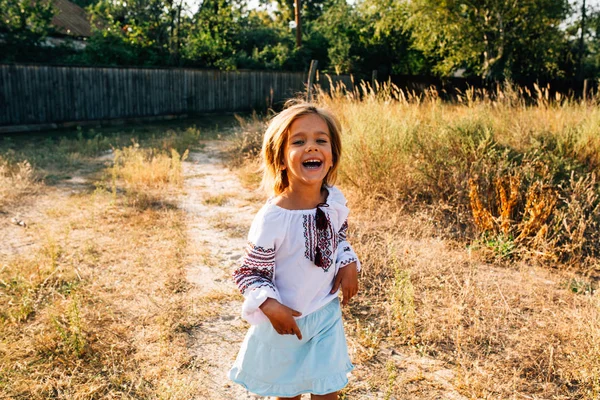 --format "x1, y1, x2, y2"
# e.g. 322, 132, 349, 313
230, 86, 600, 398
110, 142, 188, 209
346, 204, 600, 398
0, 129, 207, 398
0, 157, 38, 209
